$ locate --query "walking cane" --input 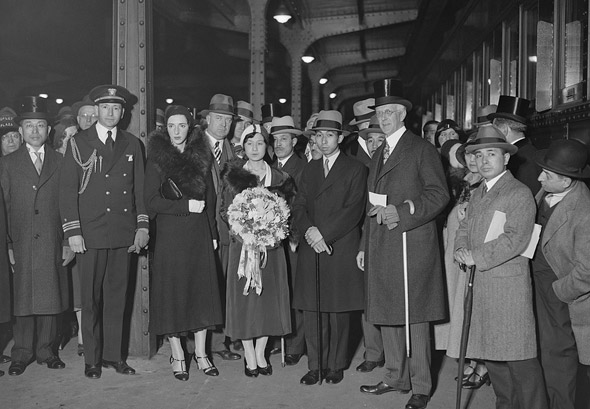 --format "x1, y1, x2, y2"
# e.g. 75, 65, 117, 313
402, 200, 415, 358
456, 264, 476, 409
315, 244, 332, 385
